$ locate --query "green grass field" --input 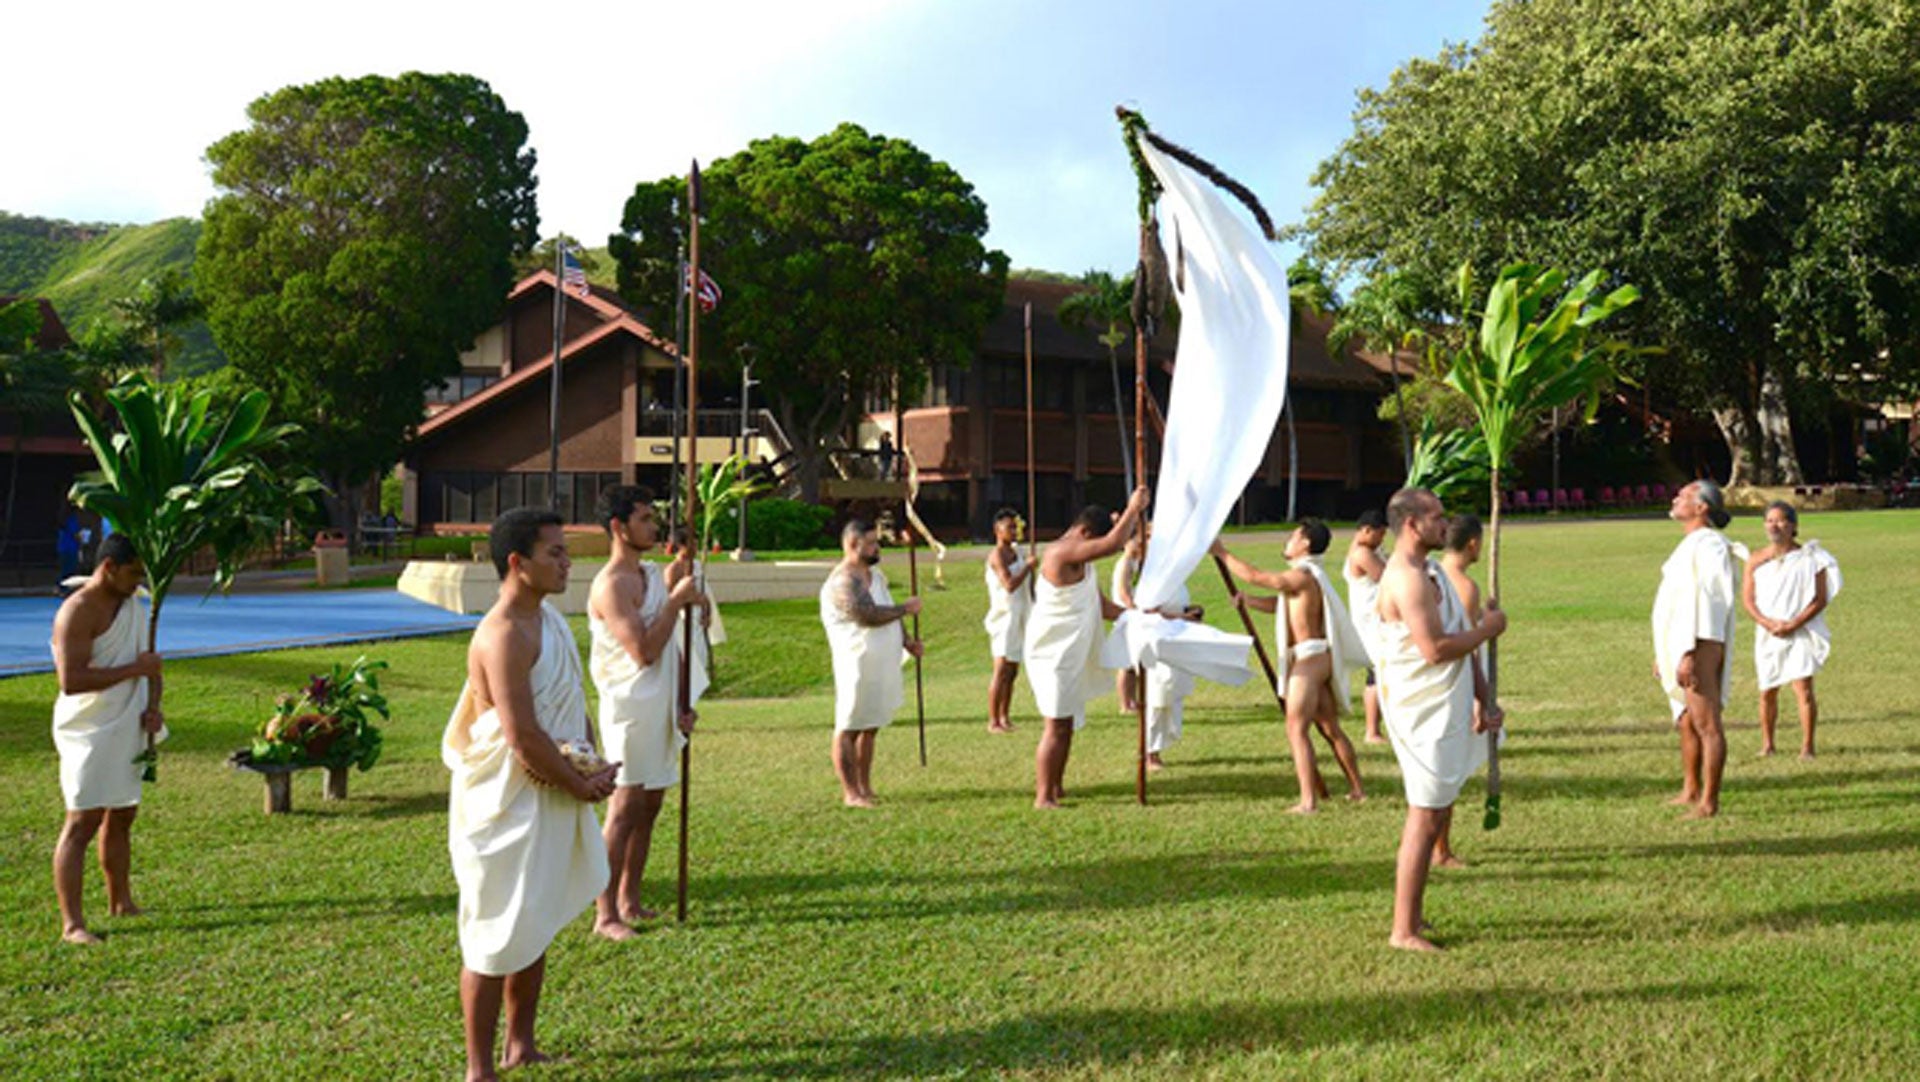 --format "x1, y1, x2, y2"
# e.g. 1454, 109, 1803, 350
3, 512, 1917, 1080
